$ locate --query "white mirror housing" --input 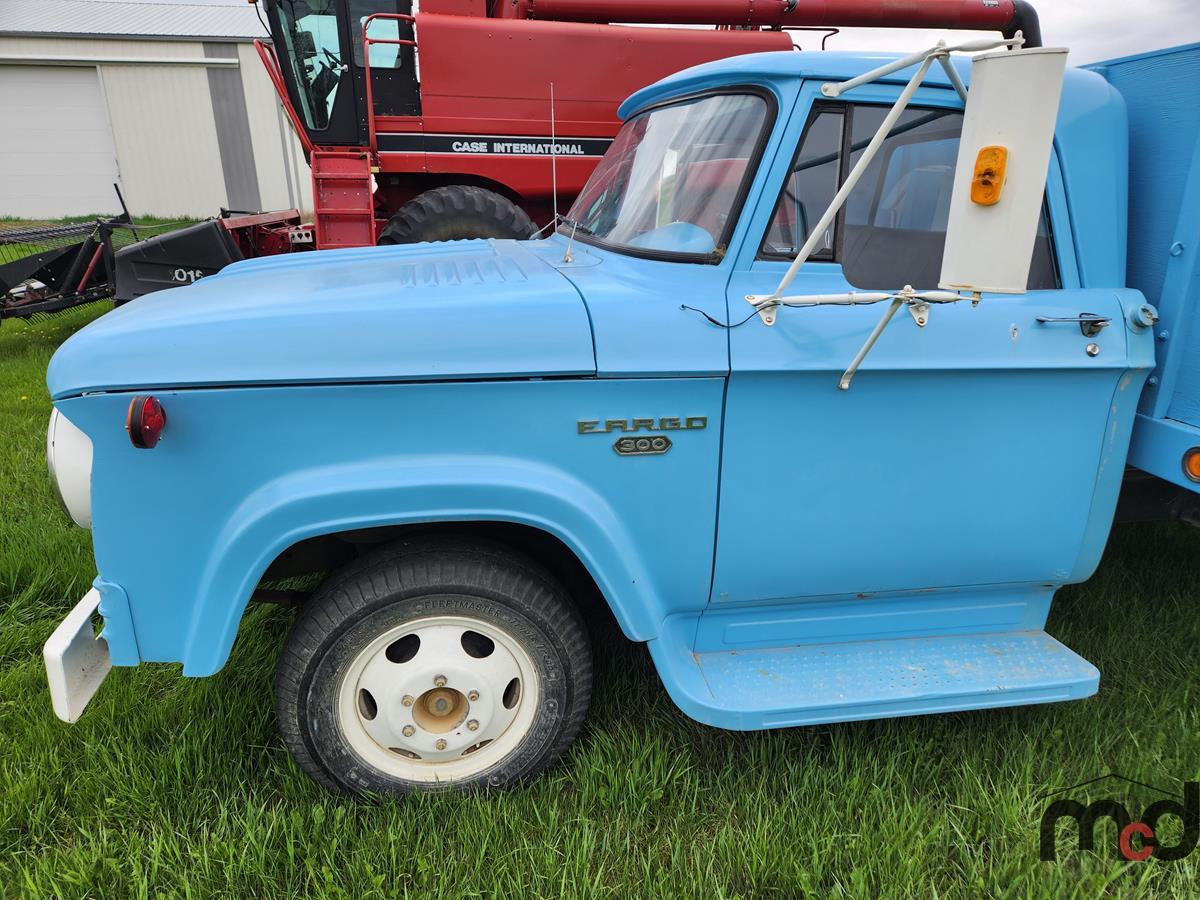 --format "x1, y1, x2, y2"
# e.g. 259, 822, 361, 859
939, 46, 1068, 295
